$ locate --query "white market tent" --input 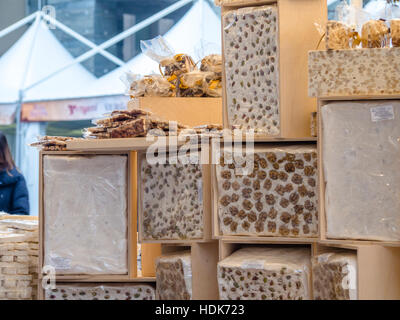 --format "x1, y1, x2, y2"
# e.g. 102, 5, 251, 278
0, 0, 220, 216
0, 18, 95, 104
0, 15, 98, 217
86, 0, 221, 97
